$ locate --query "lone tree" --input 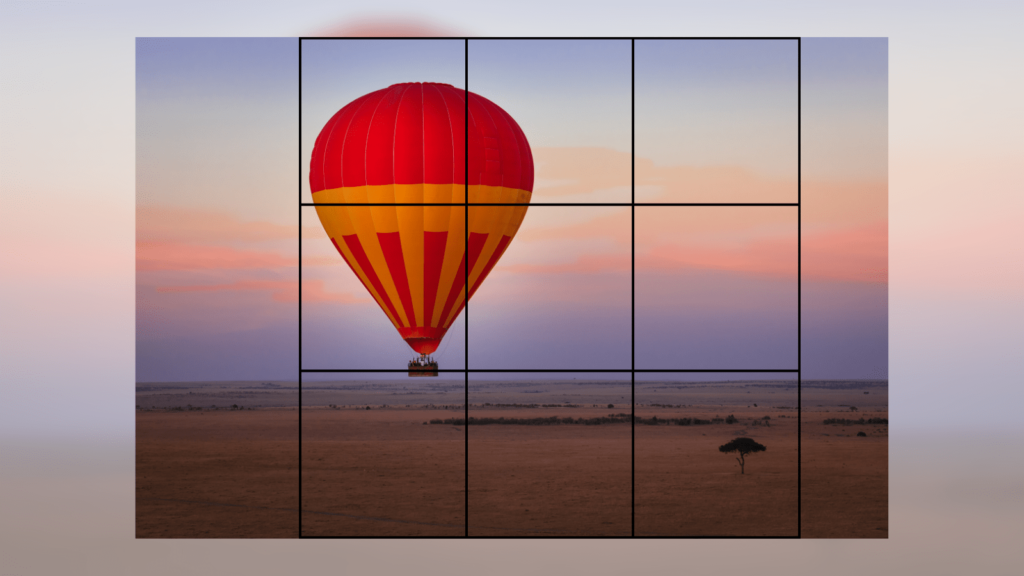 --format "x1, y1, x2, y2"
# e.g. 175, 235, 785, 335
719, 437, 767, 475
